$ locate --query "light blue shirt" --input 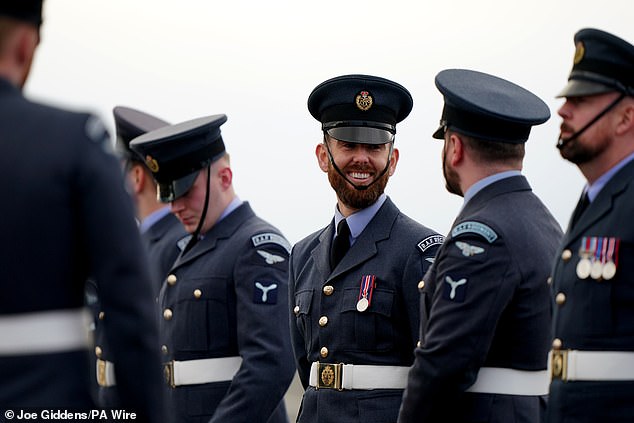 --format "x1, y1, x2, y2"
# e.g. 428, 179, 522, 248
139, 205, 172, 234
219, 196, 243, 222
585, 151, 634, 202
463, 170, 522, 208
333, 193, 387, 246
